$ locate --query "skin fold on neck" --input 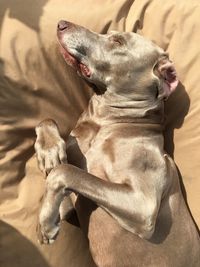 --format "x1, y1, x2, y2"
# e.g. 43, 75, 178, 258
87, 88, 165, 127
